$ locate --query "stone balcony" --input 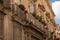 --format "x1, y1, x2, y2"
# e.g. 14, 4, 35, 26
12, 4, 46, 35
26, 13, 44, 32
